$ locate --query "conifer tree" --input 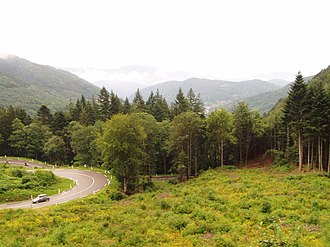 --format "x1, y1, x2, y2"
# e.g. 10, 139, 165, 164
80, 101, 96, 126
146, 90, 169, 121
37, 105, 53, 125
308, 86, 328, 171
51, 111, 68, 136
109, 91, 122, 117
132, 89, 145, 112
122, 97, 131, 114
187, 88, 205, 118
71, 99, 83, 121
171, 88, 189, 118
283, 72, 307, 171
98, 87, 111, 121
